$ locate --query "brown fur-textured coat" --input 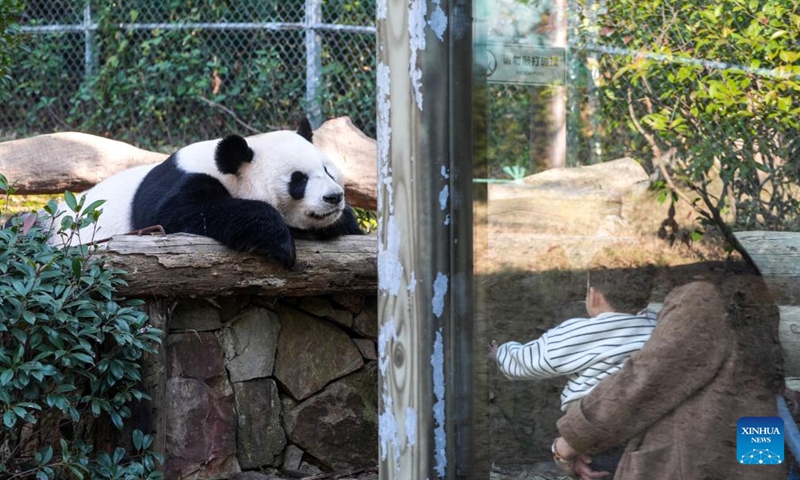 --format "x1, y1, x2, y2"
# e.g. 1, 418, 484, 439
557, 278, 786, 480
